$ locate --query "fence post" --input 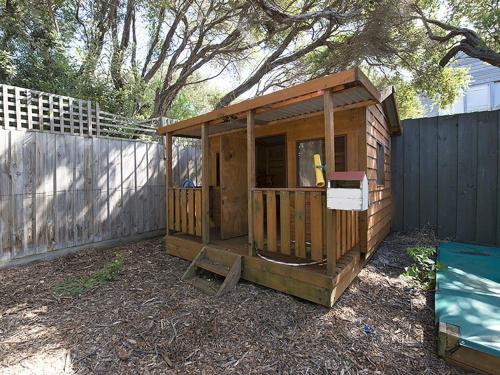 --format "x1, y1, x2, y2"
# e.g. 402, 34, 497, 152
69, 97, 74, 134
49, 94, 55, 132
26, 89, 33, 129
2, 85, 9, 128
15, 87, 22, 130
95, 102, 100, 137
59, 95, 64, 134
78, 100, 83, 135
38, 93, 44, 131
87, 100, 92, 136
